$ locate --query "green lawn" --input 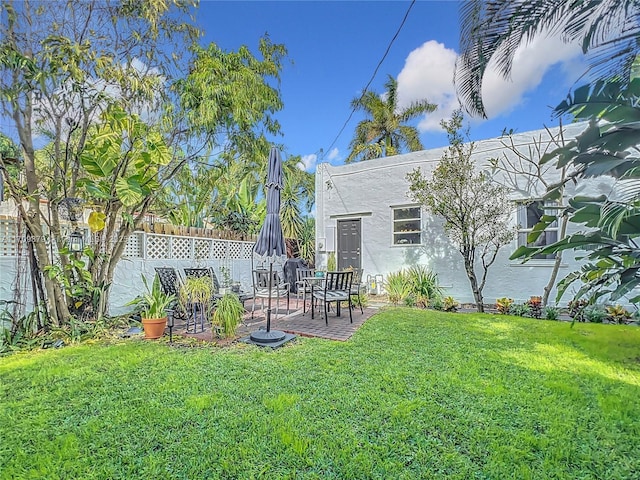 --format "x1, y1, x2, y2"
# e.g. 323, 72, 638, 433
1, 309, 639, 479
